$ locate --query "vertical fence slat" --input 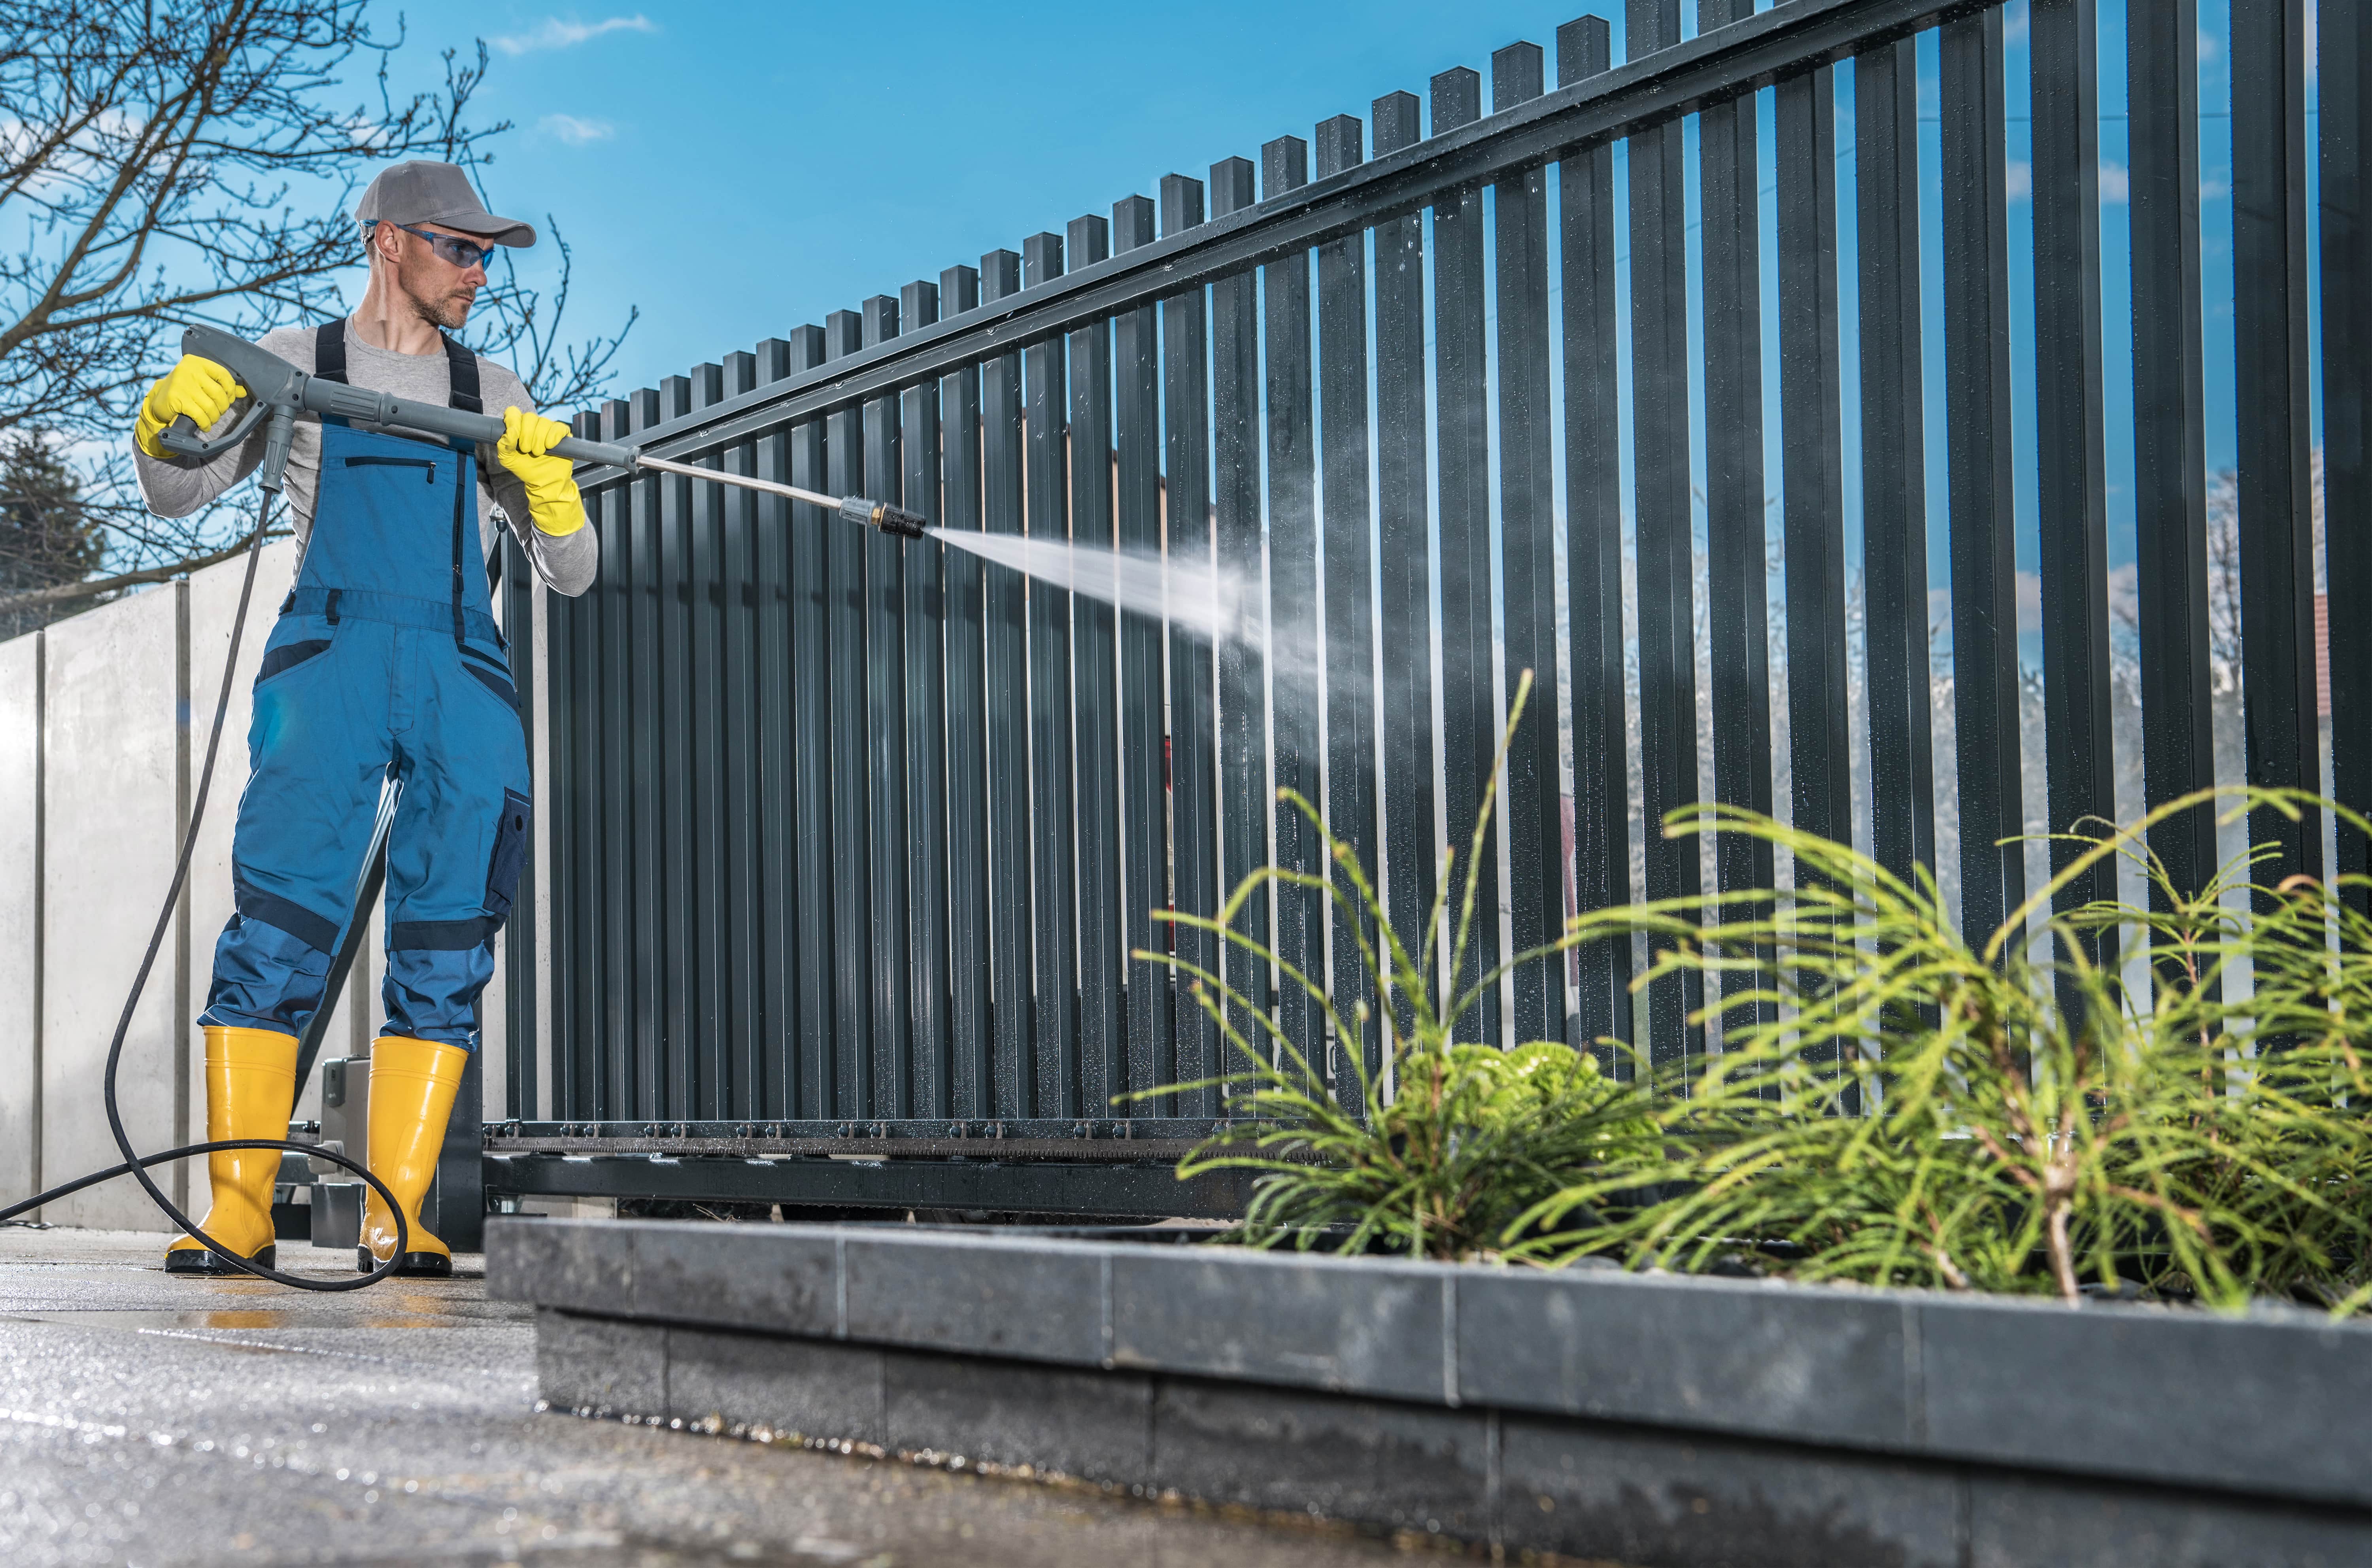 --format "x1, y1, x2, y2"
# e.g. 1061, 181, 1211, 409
1624, 3, 1700, 1073
751, 337, 802, 1121
1067, 214, 1125, 1118
1555, 22, 1631, 1063
1314, 114, 1379, 1106
786, 325, 835, 1120
630, 385, 667, 1117
1777, 66, 1850, 860
1372, 90, 1440, 1045
1112, 195, 1174, 1112
1210, 156, 1270, 1077
1696, 1, 1775, 1039
980, 250, 1035, 1119
2128, 2, 2216, 931
717, 350, 765, 1118
1858, 35, 1936, 894
2032, 0, 2116, 971
1432, 66, 1503, 1047
1941, 9, 2023, 941
902, 279, 951, 1118
1024, 232, 1080, 1116
684, 364, 729, 1117
1492, 42, 1566, 1050
823, 311, 875, 1117
938, 265, 992, 1118
2232, 0, 2325, 888
1262, 135, 1326, 1077
862, 295, 911, 1119
1160, 175, 1222, 1116
2325, 0, 2372, 899
503, 529, 535, 1119
658, 376, 696, 1117
558, 417, 593, 1115
600, 395, 634, 1118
